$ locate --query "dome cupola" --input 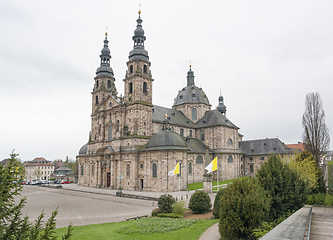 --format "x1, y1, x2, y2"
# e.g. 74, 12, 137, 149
96, 32, 114, 77
129, 11, 149, 61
